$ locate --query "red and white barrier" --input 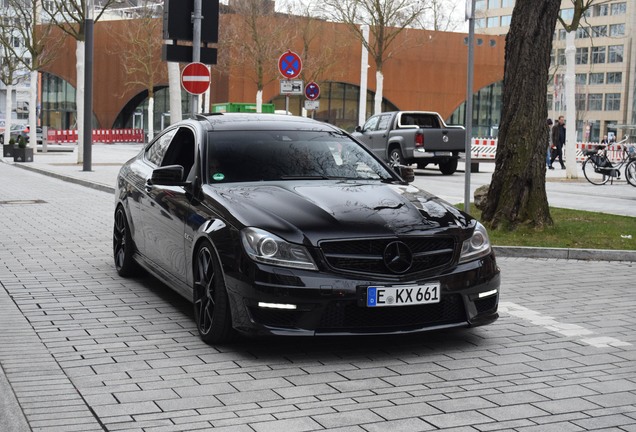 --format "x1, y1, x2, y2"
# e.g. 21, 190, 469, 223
470, 138, 632, 163
44, 128, 145, 144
